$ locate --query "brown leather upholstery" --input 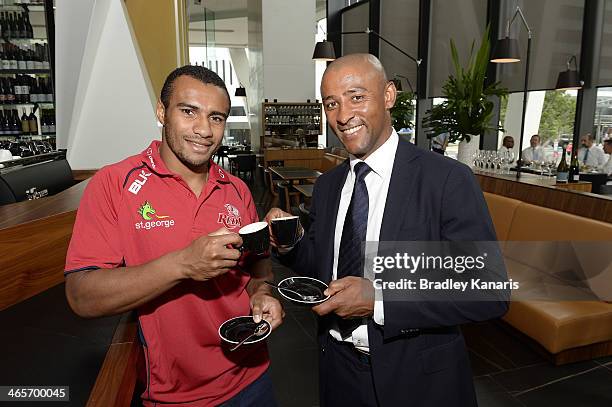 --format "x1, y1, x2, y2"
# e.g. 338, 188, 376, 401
483, 193, 612, 355
483, 192, 521, 241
